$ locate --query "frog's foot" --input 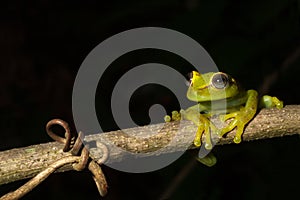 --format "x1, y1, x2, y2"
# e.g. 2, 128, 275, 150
219, 110, 248, 144
193, 115, 218, 150
164, 110, 182, 122
196, 152, 217, 167
260, 95, 283, 109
